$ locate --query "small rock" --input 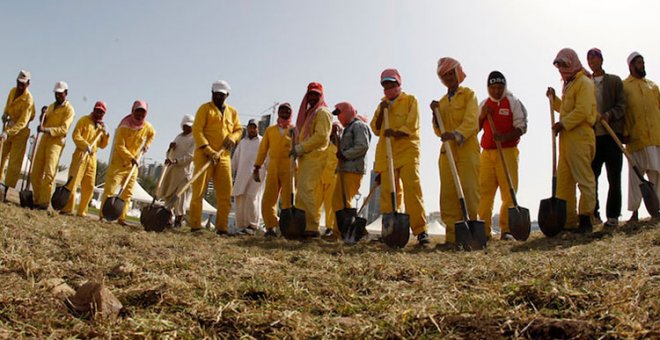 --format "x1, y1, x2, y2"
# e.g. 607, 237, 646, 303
110, 262, 137, 277
66, 281, 123, 321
